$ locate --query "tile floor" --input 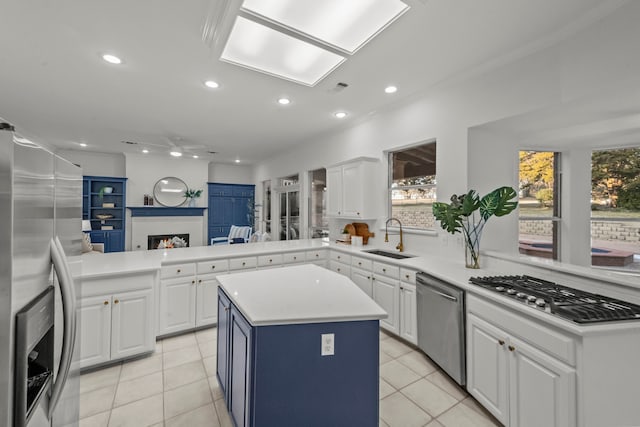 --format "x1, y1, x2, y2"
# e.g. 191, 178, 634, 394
78, 328, 502, 427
